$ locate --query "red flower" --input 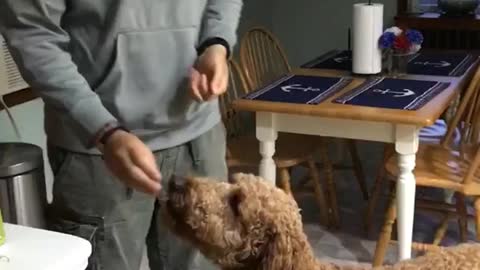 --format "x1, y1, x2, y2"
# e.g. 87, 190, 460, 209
393, 33, 410, 52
